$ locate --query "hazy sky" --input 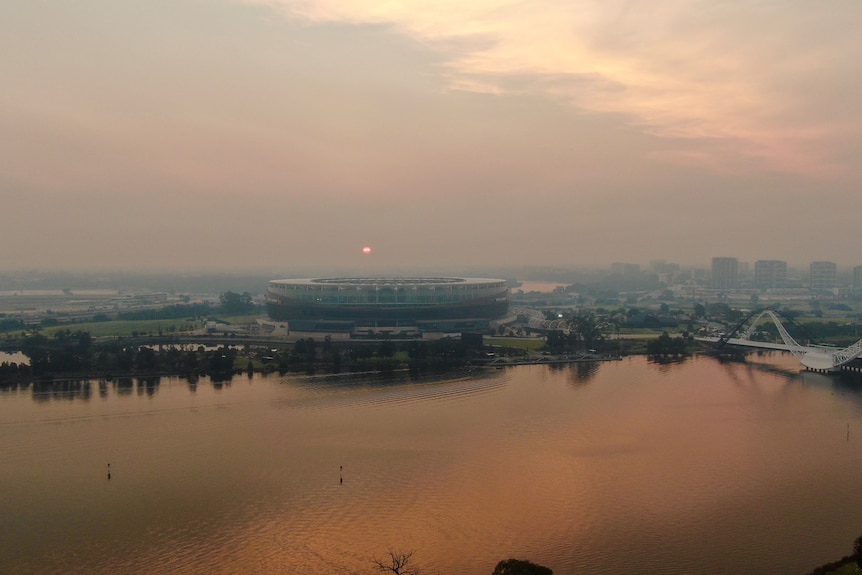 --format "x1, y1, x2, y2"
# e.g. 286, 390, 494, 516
3, 0, 861, 272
